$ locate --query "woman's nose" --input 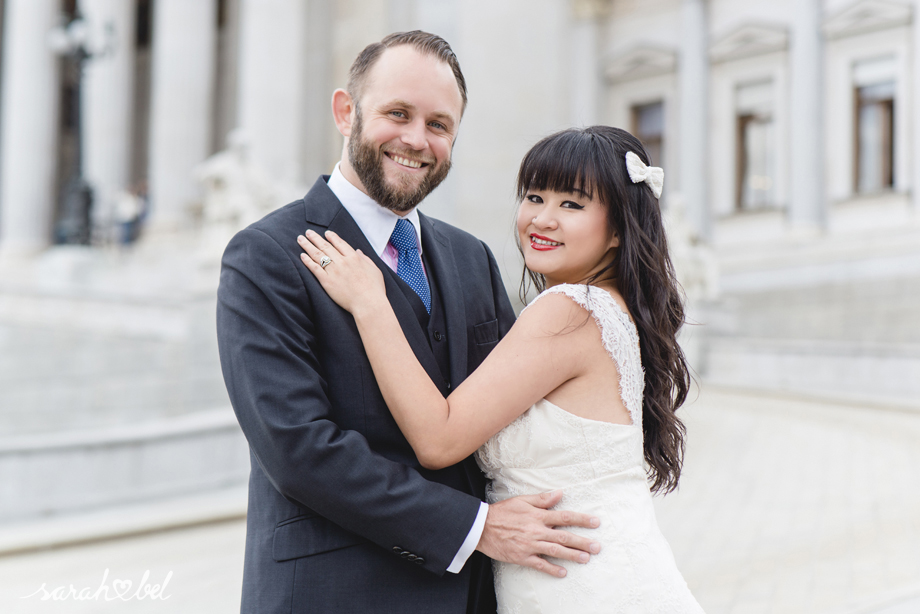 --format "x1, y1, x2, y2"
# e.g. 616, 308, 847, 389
532, 211, 557, 229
